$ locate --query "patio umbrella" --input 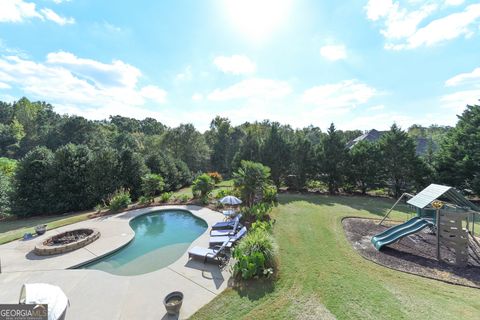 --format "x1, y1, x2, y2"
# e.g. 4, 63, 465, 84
19, 283, 69, 320
219, 195, 242, 205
